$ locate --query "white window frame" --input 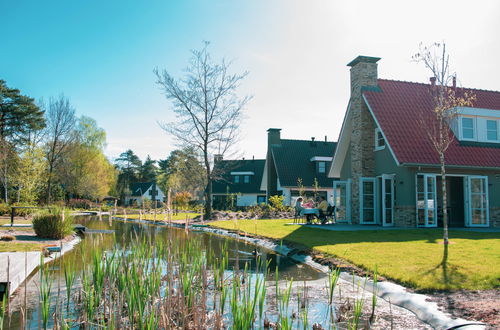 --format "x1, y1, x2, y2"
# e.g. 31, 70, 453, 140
374, 127, 385, 151
460, 116, 476, 141
486, 119, 499, 141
